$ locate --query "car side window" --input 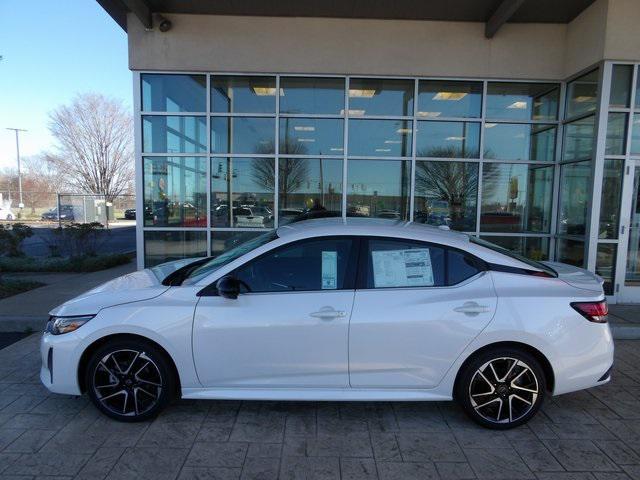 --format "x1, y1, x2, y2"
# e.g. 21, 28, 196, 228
364, 238, 446, 288
234, 237, 357, 293
447, 249, 482, 285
